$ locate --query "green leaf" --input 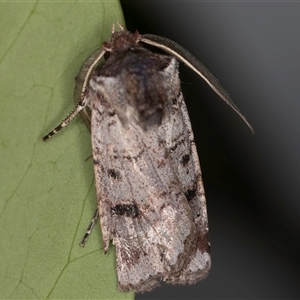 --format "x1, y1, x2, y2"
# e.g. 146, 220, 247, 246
0, 2, 134, 299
